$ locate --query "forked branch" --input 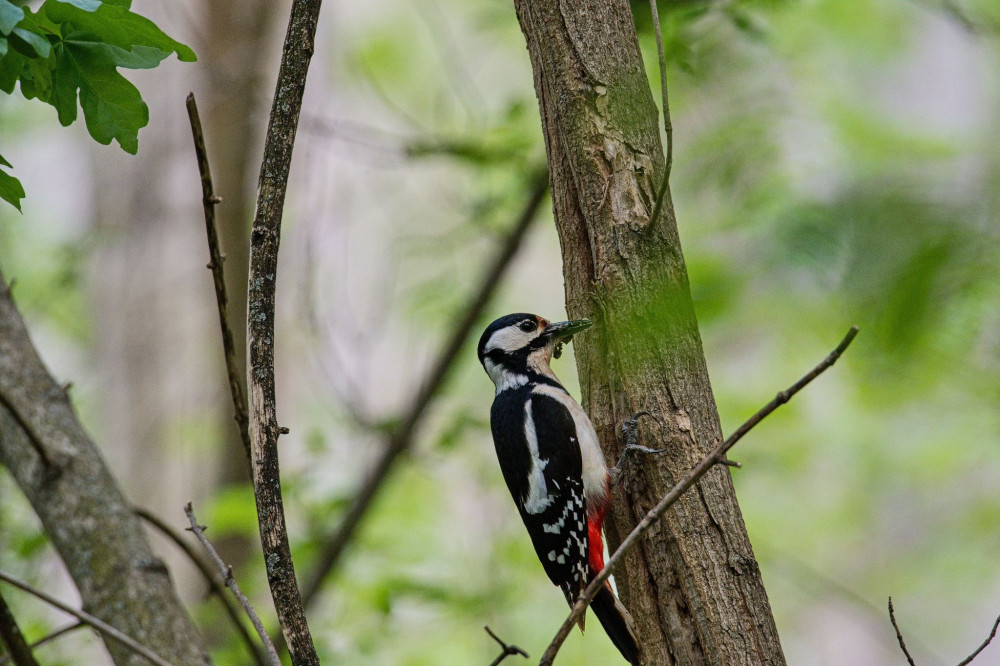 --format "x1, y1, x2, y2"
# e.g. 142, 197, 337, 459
890, 596, 1000, 666
486, 625, 529, 666
185, 503, 281, 666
